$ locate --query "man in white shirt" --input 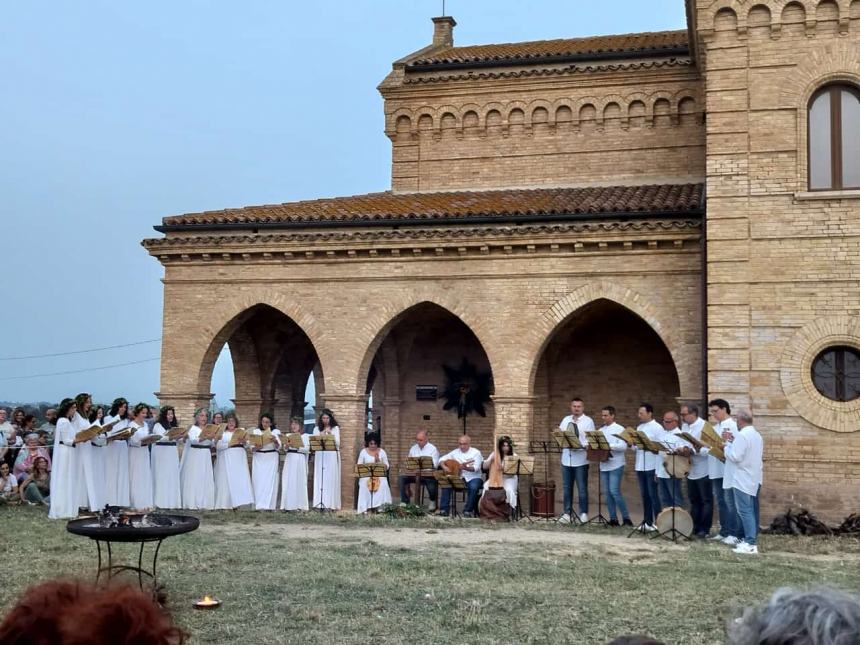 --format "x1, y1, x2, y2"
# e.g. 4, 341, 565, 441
724, 409, 763, 555
398, 429, 440, 510
709, 398, 742, 545
680, 403, 712, 539
438, 435, 483, 518
633, 403, 663, 530
598, 406, 632, 527
558, 397, 594, 524
655, 411, 691, 508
